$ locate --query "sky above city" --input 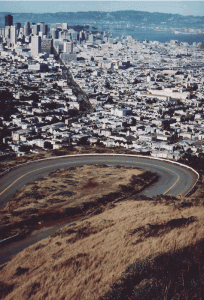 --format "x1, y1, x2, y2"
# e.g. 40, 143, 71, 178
0, 1, 204, 16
